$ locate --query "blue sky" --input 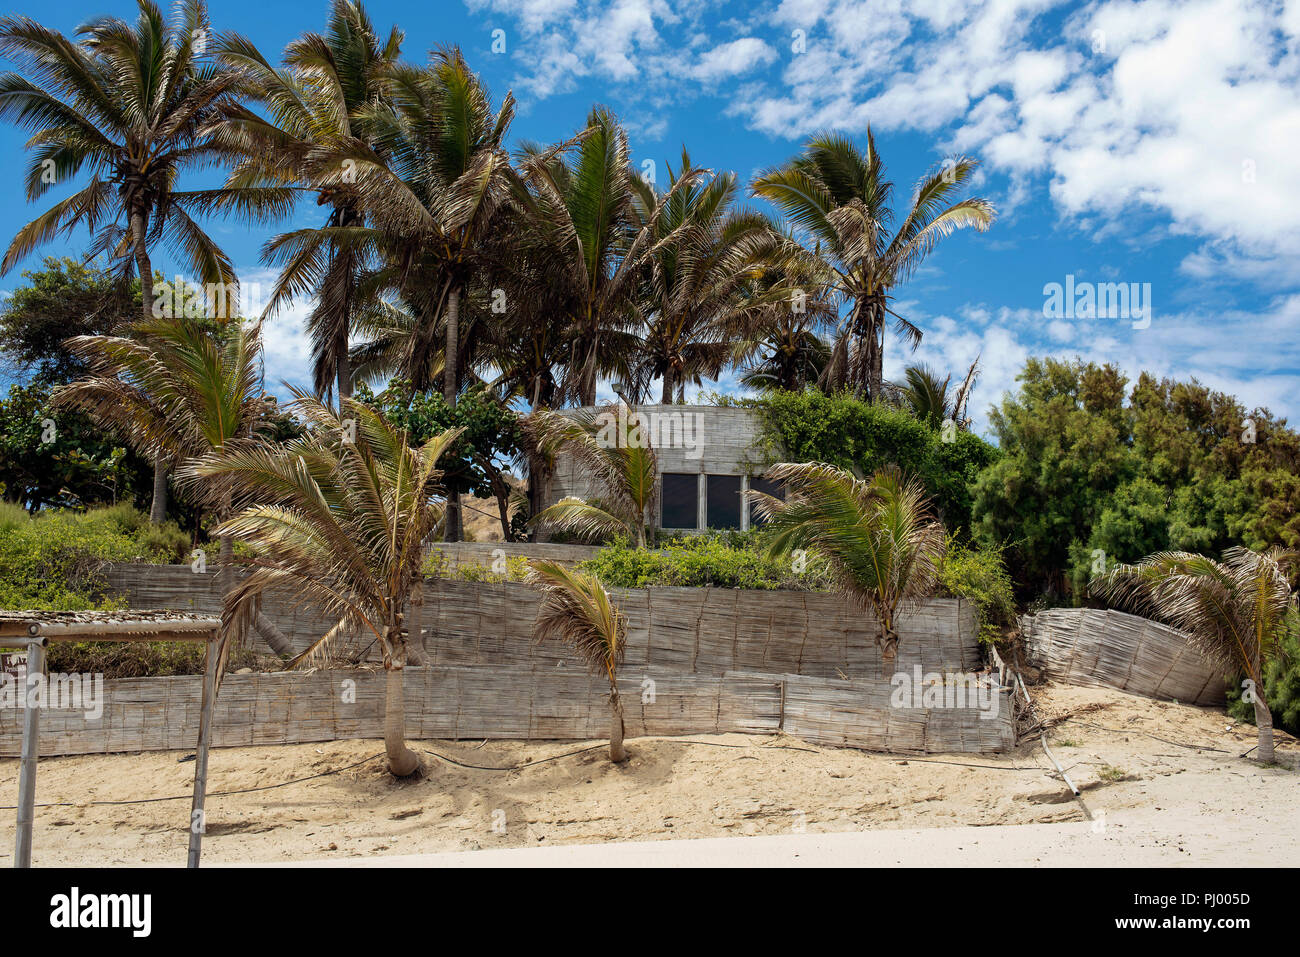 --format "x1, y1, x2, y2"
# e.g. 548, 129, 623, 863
1, 0, 1298, 437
